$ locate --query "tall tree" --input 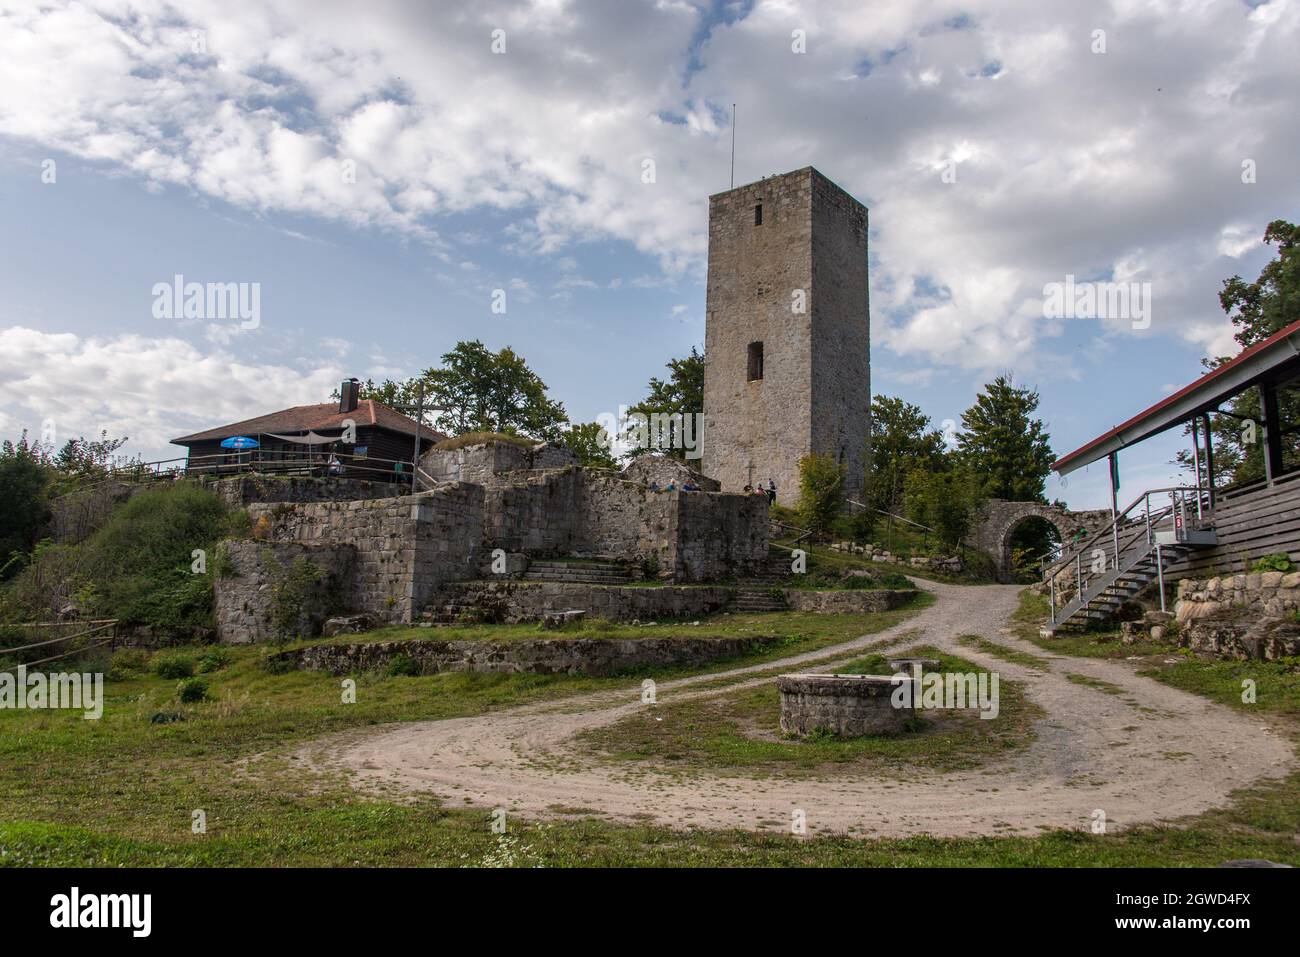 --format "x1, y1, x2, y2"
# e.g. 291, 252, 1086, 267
0, 432, 52, 580
561, 422, 619, 469
357, 340, 567, 440
624, 347, 704, 459
866, 395, 948, 514
956, 374, 1055, 502
1178, 220, 1300, 486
